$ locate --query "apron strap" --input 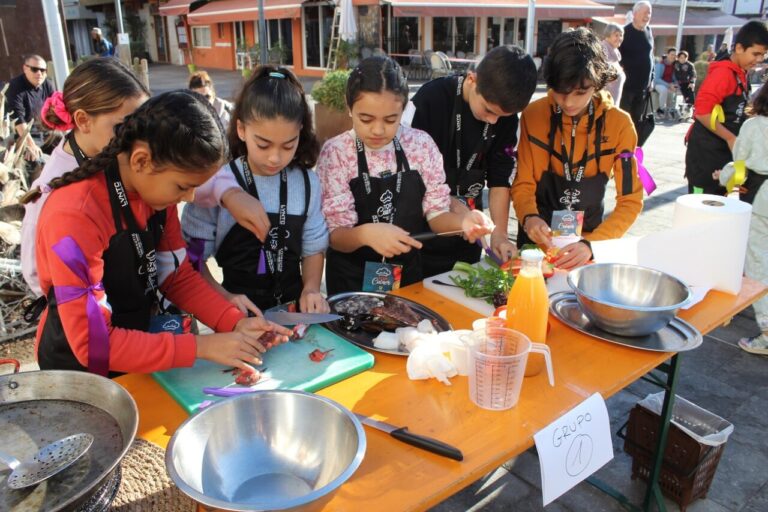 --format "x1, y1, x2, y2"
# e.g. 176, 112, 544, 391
301, 168, 311, 217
